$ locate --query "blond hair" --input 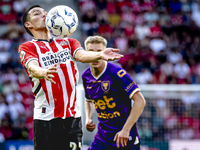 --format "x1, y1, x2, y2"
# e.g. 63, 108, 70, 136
84, 36, 107, 49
